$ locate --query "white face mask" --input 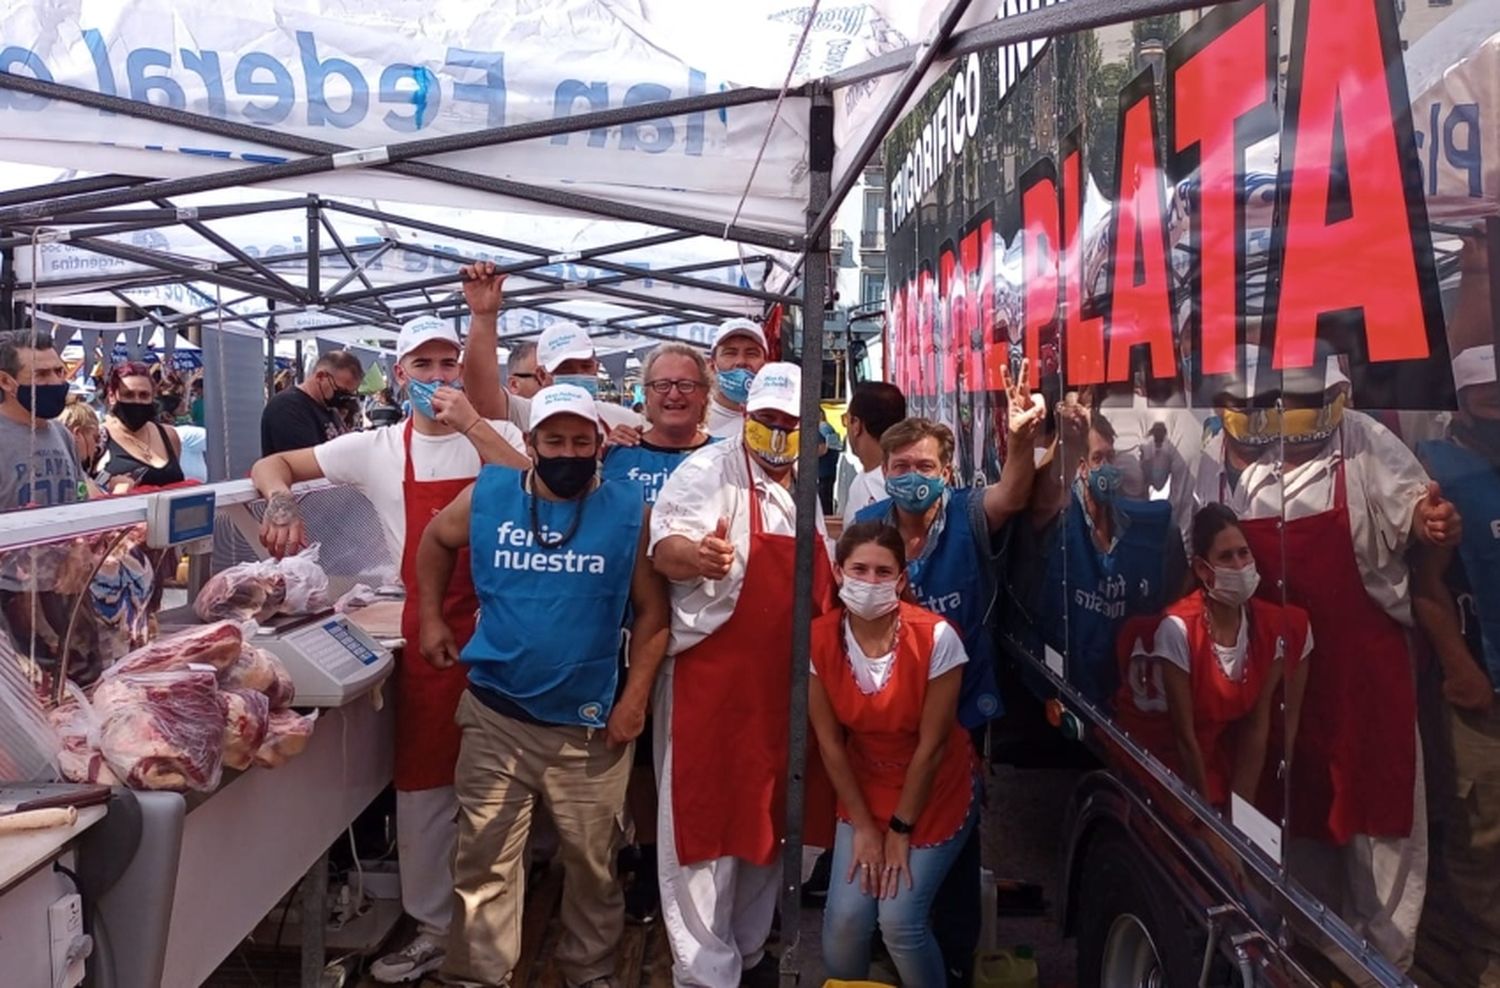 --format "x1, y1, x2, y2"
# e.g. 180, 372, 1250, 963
839, 576, 902, 620
1207, 563, 1260, 608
